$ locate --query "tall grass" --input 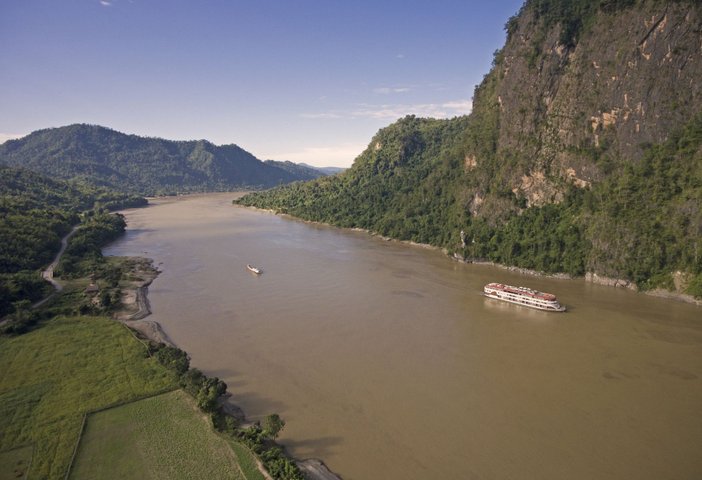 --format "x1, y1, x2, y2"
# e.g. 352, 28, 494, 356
0, 316, 177, 479
70, 390, 245, 480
